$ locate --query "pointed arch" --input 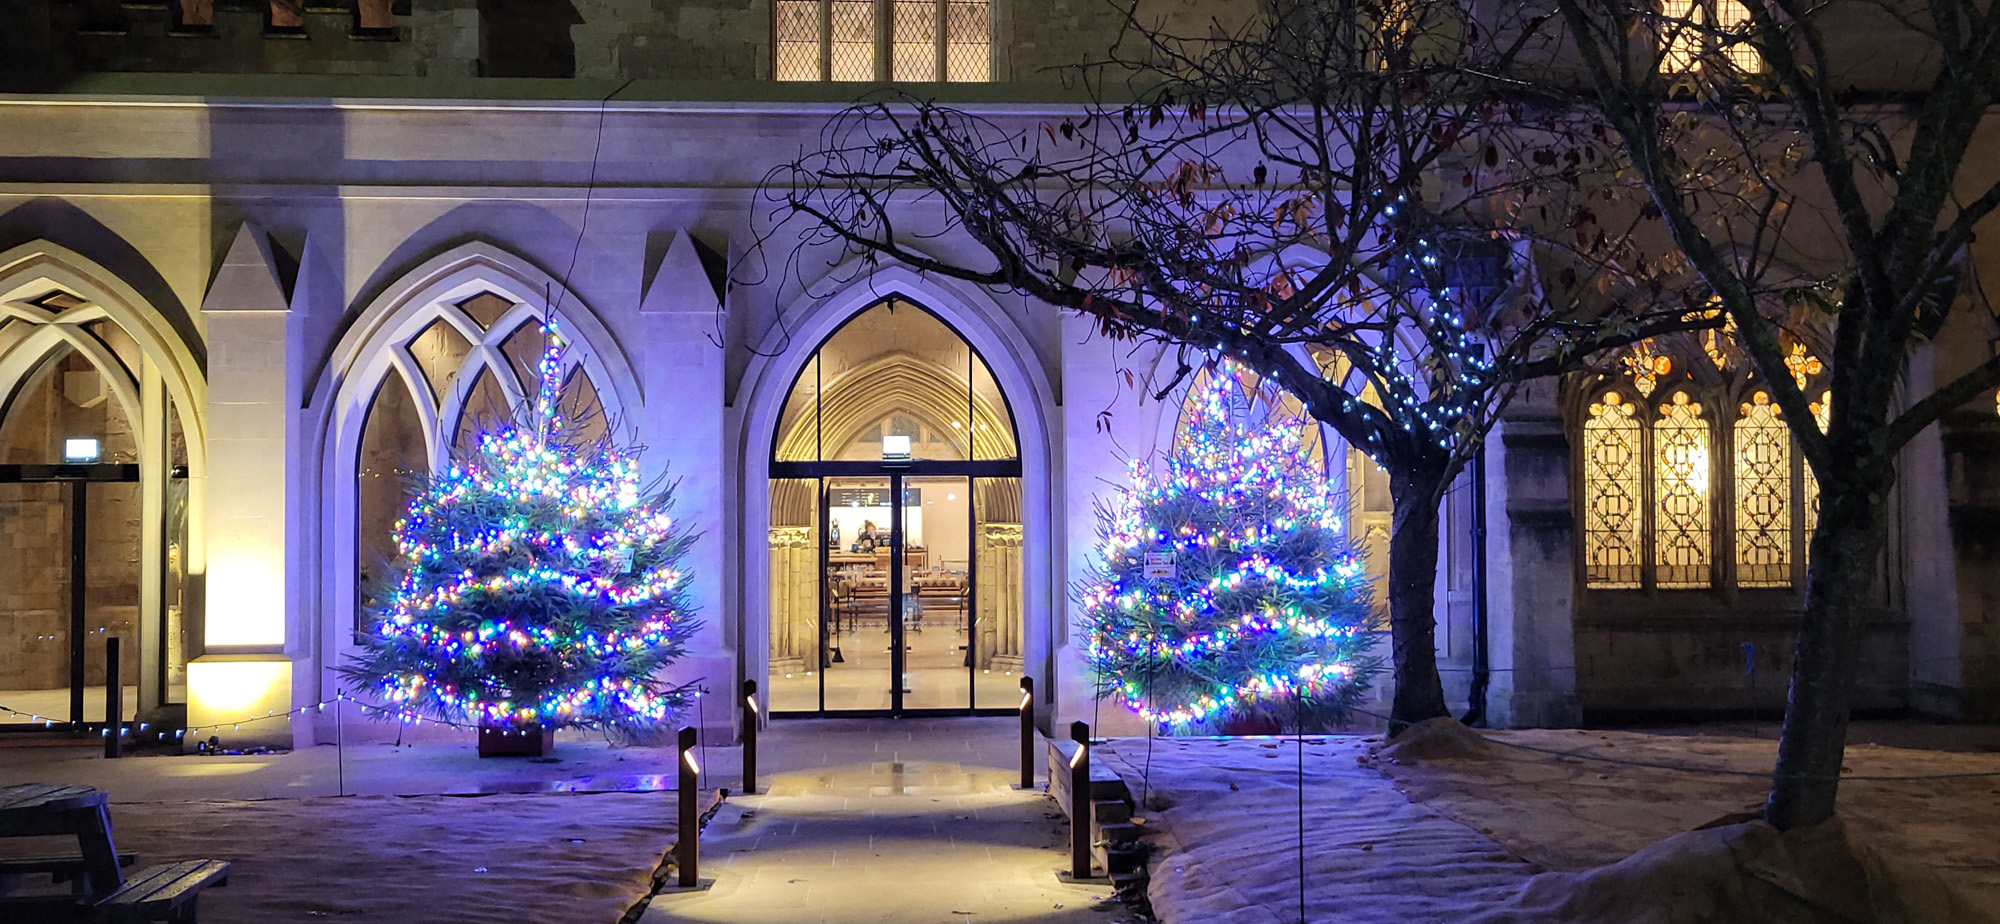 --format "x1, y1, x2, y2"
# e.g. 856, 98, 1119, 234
737, 262, 1056, 713
308, 242, 642, 698
0, 240, 208, 717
